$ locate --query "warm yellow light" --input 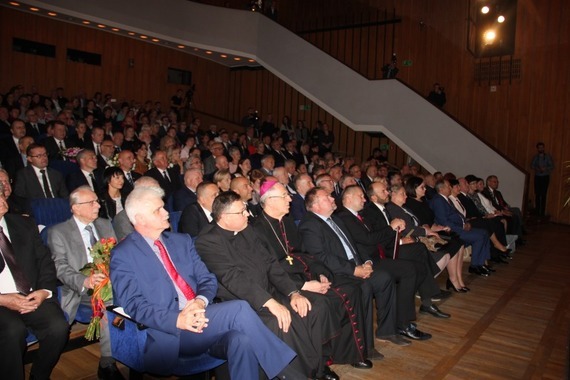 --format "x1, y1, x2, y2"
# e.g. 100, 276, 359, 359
140, 35, 148, 39
152, 38, 160, 42
97, 24, 106, 28
111, 28, 120, 32
194, 48, 199, 51
29, 7, 39, 11
481, 6, 490, 14
177, 45, 185, 49
248, 59, 255, 63
47, 12, 57, 16
82, 20, 91, 25
220, 54, 227, 58
128, 32, 136, 36
205, 51, 212, 55
484, 30, 496, 43
497, 15, 505, 23
234, 57, 241, 61
9, 2, 20, 6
